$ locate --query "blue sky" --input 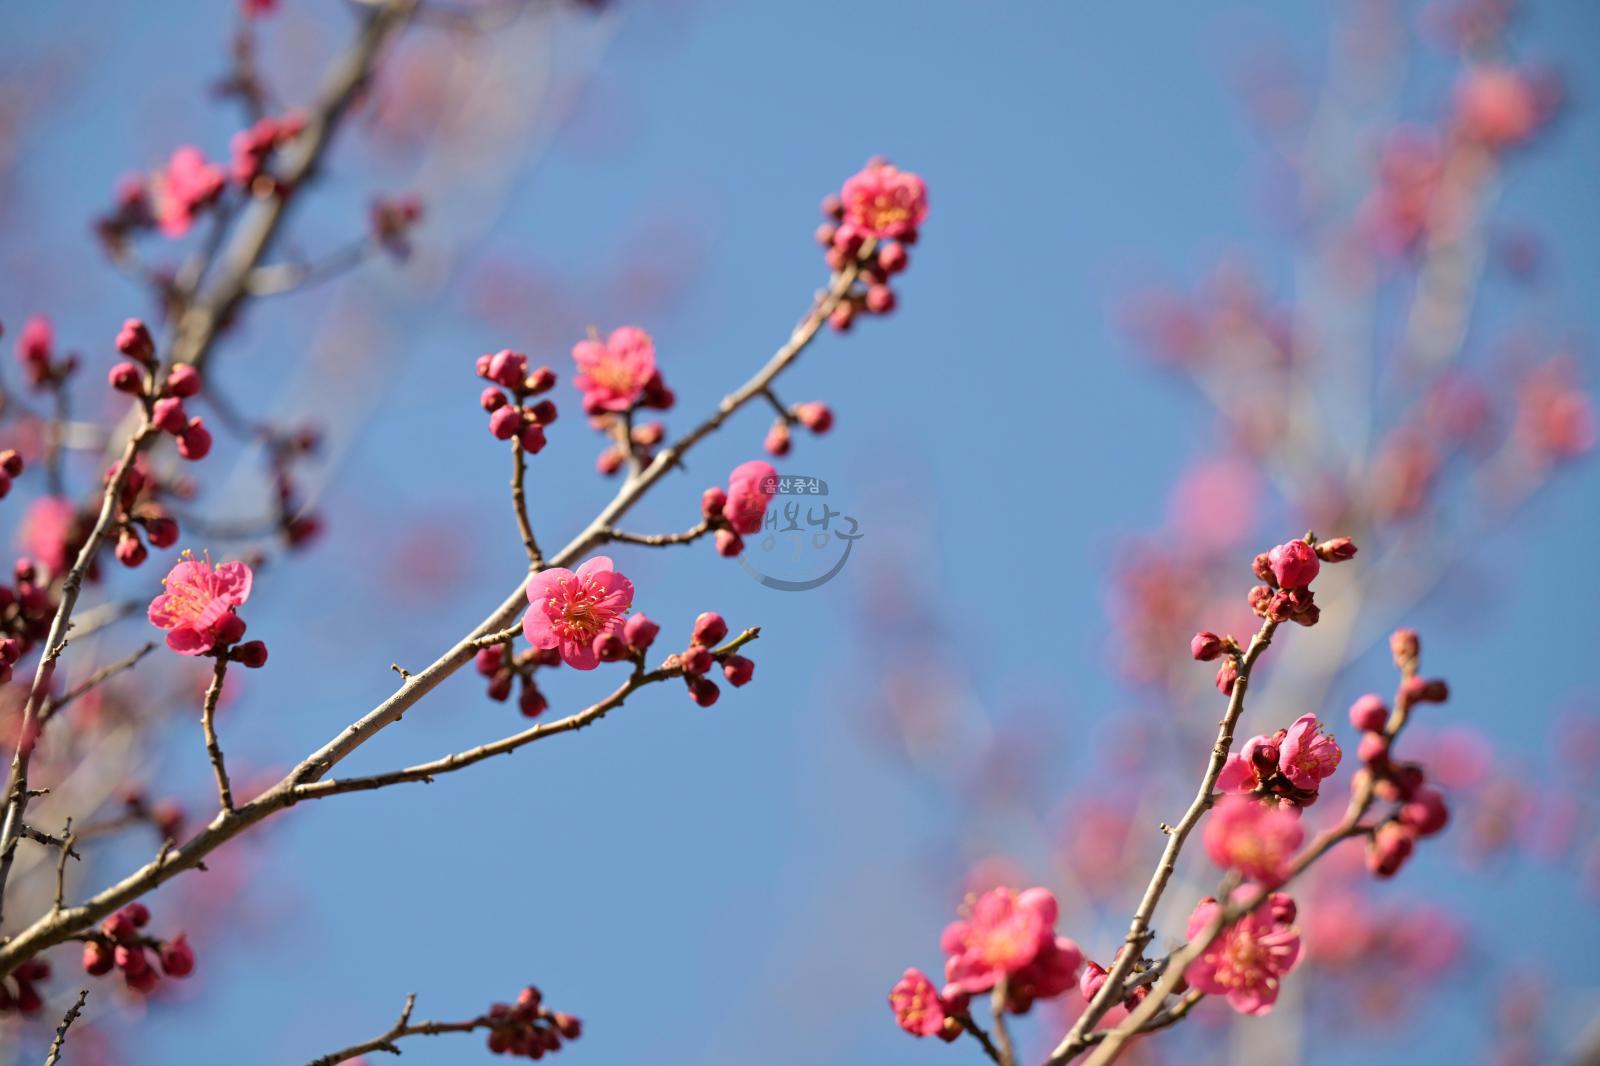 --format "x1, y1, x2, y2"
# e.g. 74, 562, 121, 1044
1, 1, 1597, 1063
